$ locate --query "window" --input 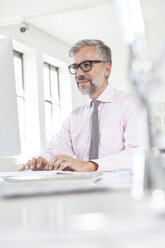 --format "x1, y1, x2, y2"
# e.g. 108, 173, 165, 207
13, 51, 26, 151
43, 63, 61, 143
